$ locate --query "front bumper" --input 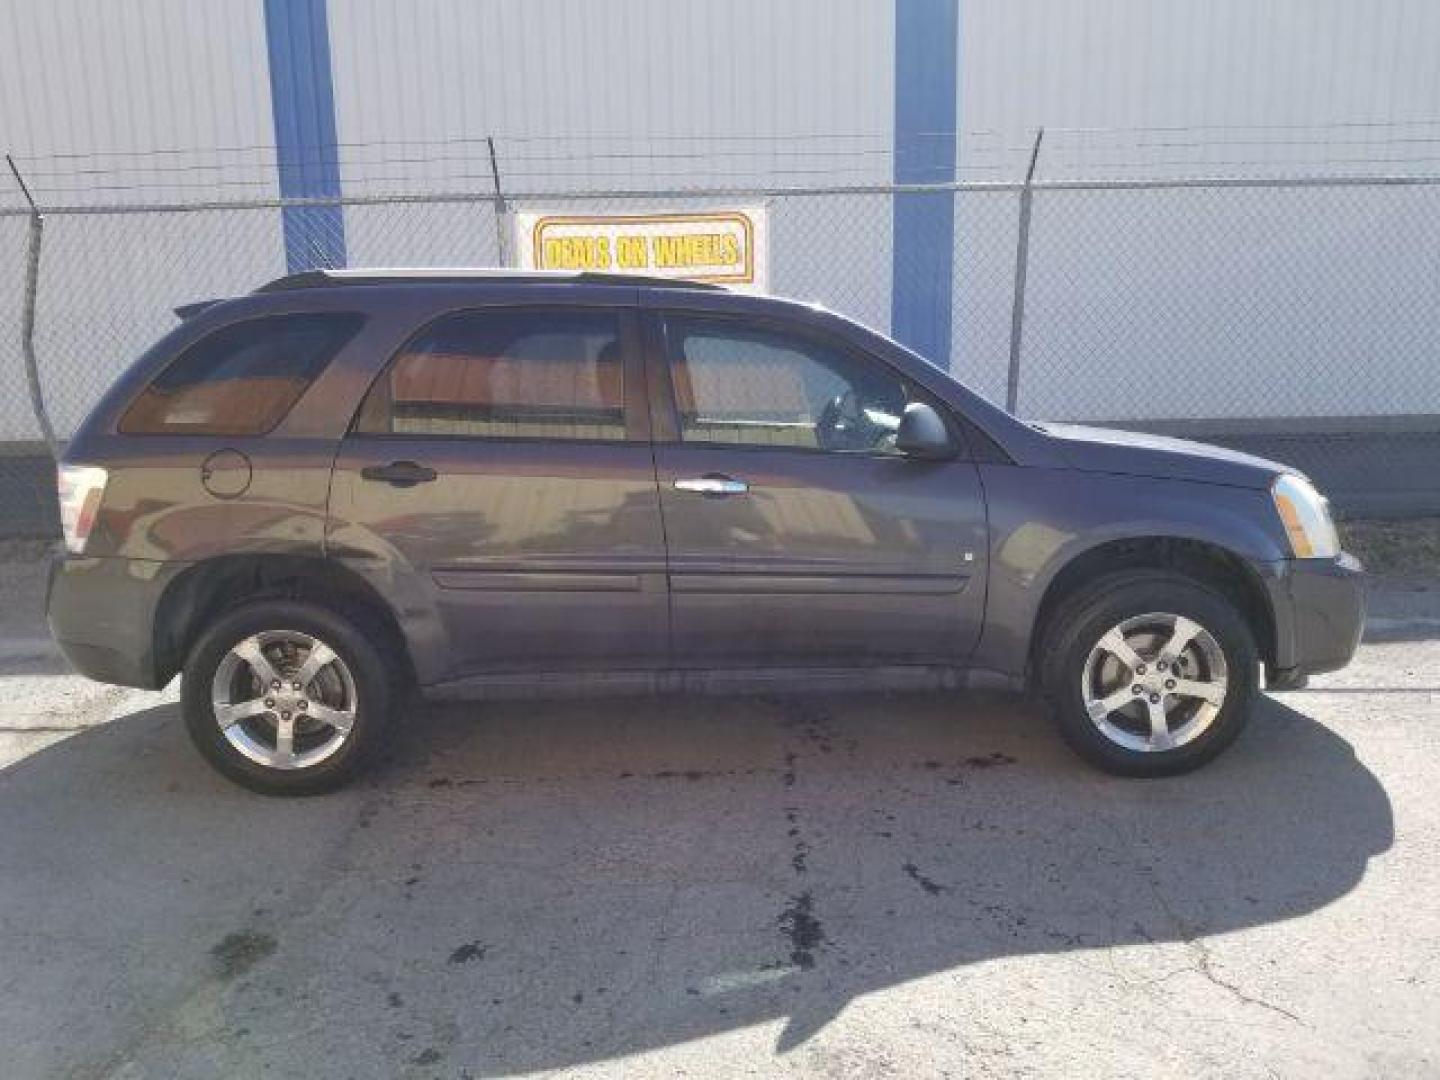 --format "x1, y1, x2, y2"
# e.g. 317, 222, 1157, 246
46, 552, 184, 689
1264, 551, 1366, 688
